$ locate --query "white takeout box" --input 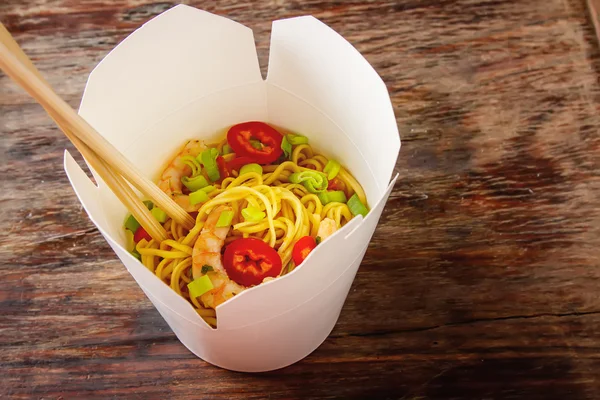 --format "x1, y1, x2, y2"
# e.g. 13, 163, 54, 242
64, 4, 400, 372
